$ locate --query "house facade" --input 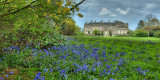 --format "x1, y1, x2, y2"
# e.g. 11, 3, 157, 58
84, 21, 129, 36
